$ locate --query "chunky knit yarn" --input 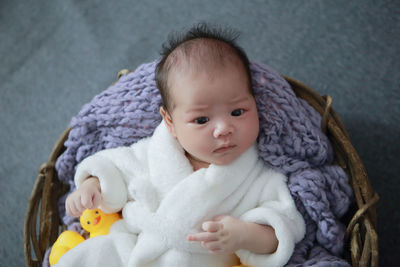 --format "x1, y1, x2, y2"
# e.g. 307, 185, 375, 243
53, 60, 353, 266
